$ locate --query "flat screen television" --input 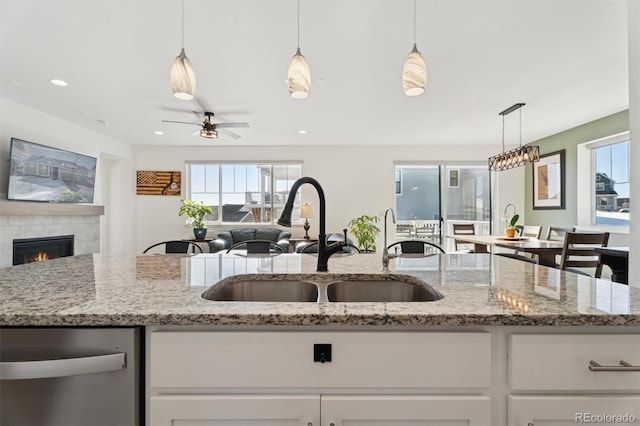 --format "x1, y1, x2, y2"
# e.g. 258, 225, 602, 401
7, 138, 97, 203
